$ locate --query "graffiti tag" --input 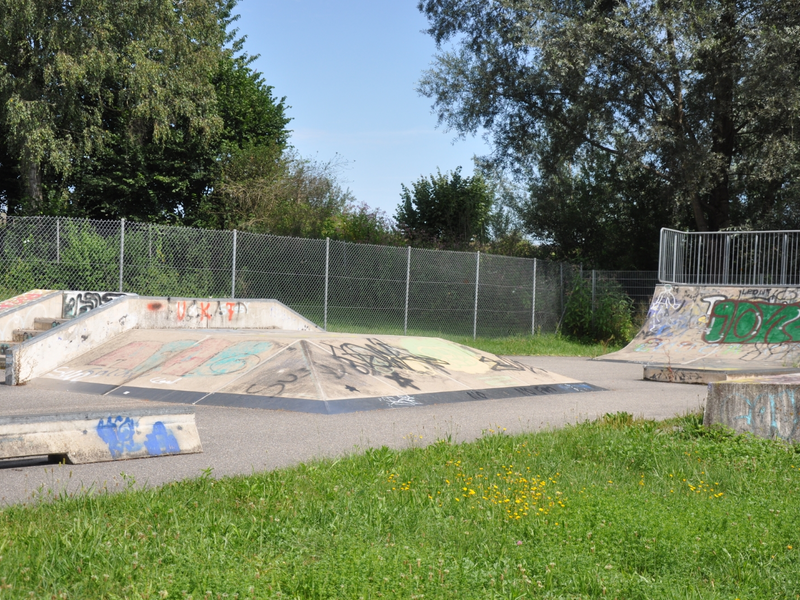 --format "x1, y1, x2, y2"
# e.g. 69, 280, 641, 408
379, 395, 420, 407
703, 297, 800, 344
63, 292, 126, 318
0, 290, 48, 313
144, 422, 181, 455
96, 416, 182, 458
96, 416, 141, 458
